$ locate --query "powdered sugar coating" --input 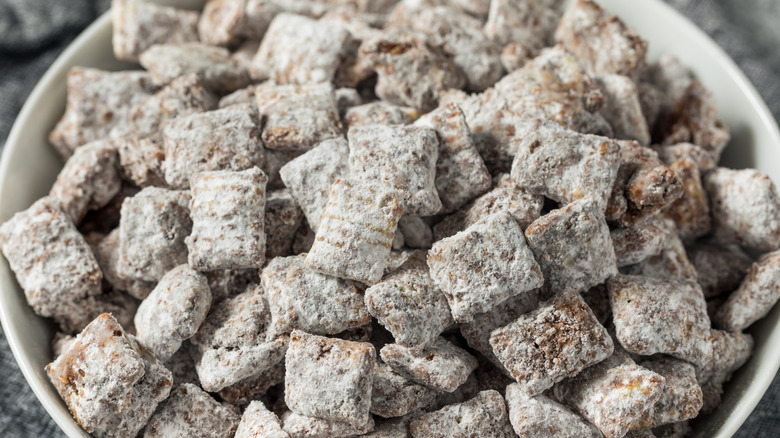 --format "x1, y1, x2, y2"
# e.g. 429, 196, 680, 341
55, 289, 140, 335
205, 268, 259, 303
235, 400, 289, 438
380, 337, 478, 393
218, 360, 284, 407
714, 251, 780, 331
281, 411, 375, 438
144, 383, 241, 438
623, 232, 697, 281
597, 74, 651, 145
112, 0, 199, 62
483, 0, 558, 51
632, 357, 702, 430
114, 135, 168, 188
397, 216, 433, 249
139, 43, 249, 92
344, 101, 420, 129
371, 361, 439, 418
687, 241, 753, 298
410, 390, 516, 438
505, 384, 602, 438
696, 330, 753, 412
611, 215, 676, 267
653, 142, 716, 172
163, 342, 199, 389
